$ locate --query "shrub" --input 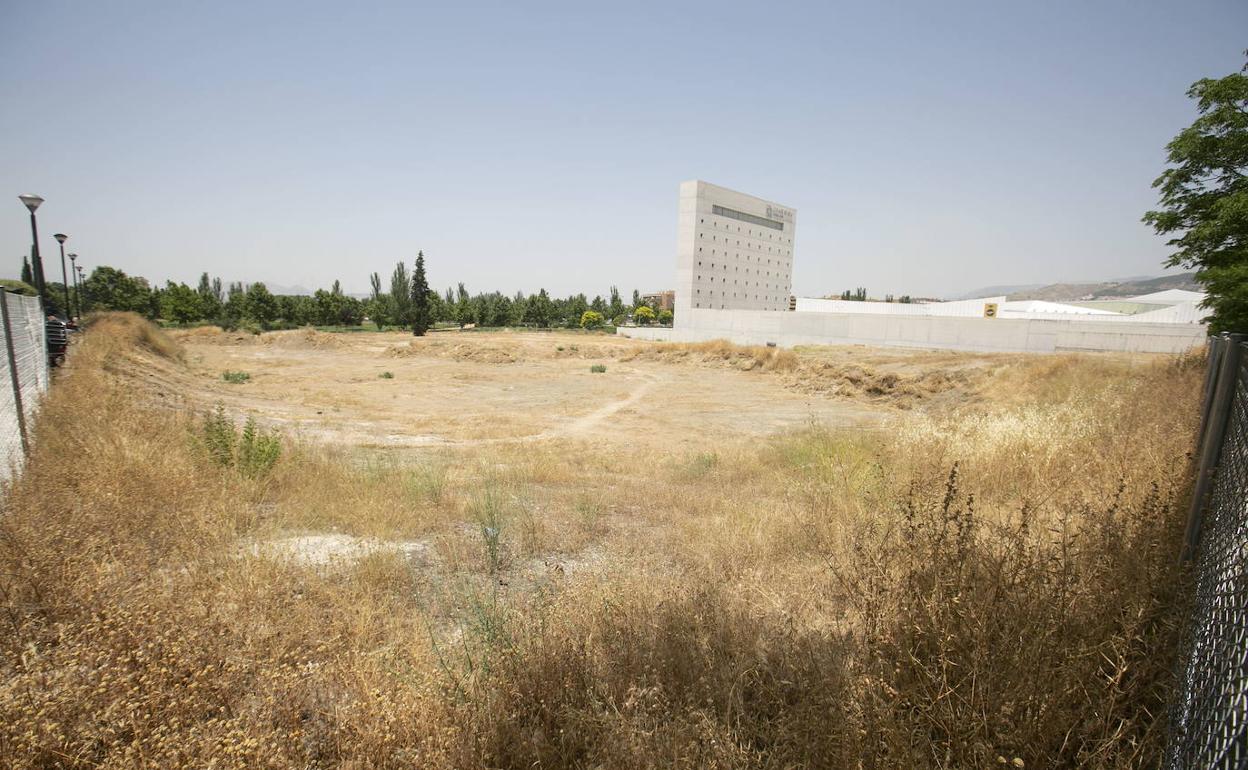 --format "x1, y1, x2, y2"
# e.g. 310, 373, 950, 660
407, 462, 448, 504
657, 309, 673, 325
221, 370, 250, 384
579, 310, 605, 330
590, 364, 607, 373
200, 404, 281, 478
379, 371, 394, 379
